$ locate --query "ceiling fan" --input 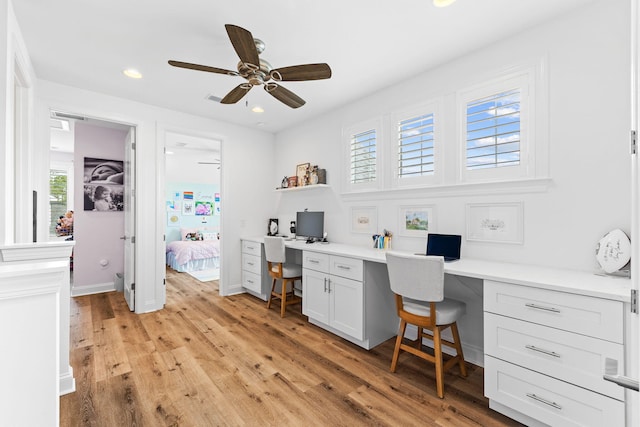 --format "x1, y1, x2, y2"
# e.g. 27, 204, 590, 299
168, 24, 332, 109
